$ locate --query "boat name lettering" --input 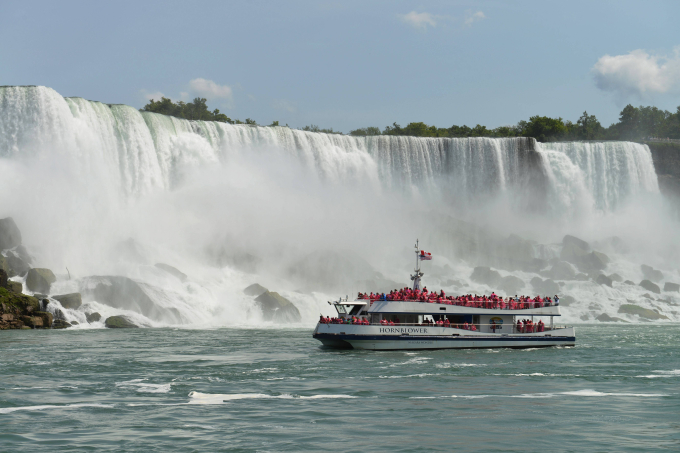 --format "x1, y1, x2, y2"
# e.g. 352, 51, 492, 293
379, 327, 428, 334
